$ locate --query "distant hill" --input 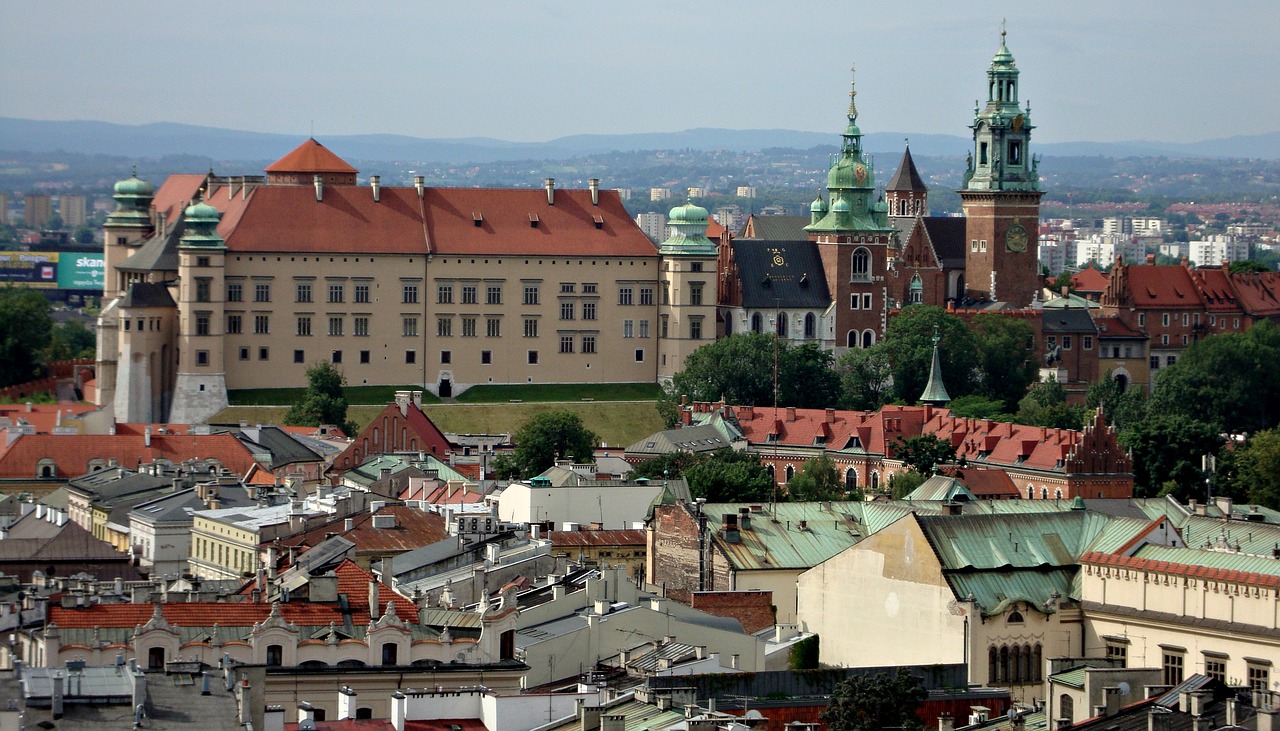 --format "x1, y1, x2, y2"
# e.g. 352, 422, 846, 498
2, 117, 1278, 163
